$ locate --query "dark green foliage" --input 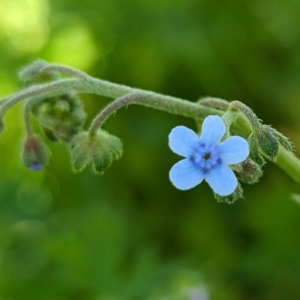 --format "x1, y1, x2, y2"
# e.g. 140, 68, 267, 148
1, 0, 300, 299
